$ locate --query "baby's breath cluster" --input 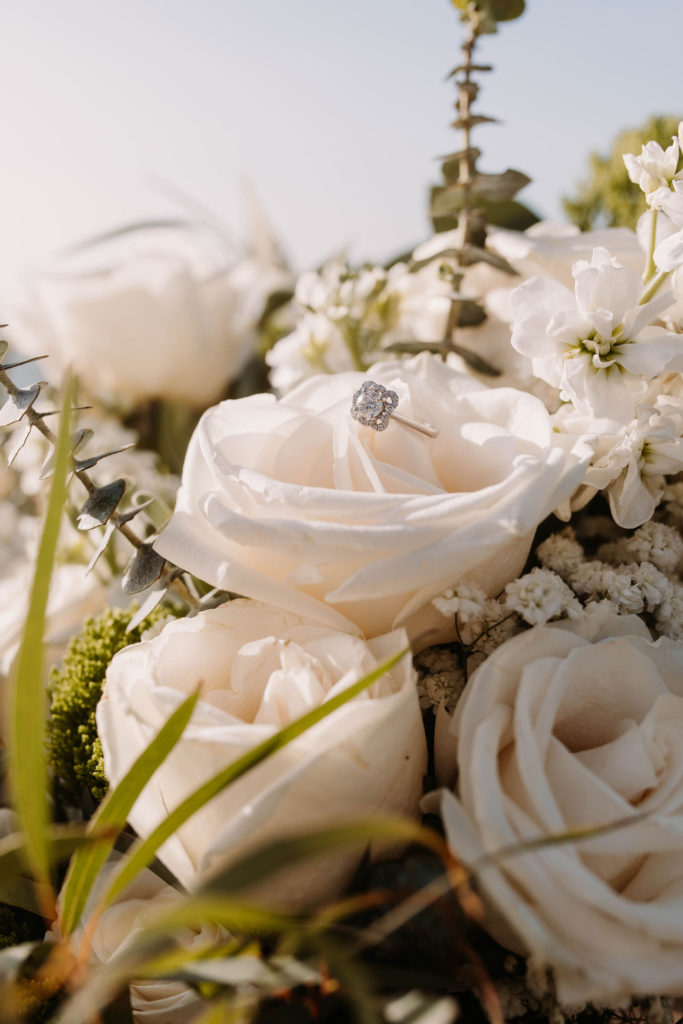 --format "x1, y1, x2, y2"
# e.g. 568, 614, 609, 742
537, 519, 683, 639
